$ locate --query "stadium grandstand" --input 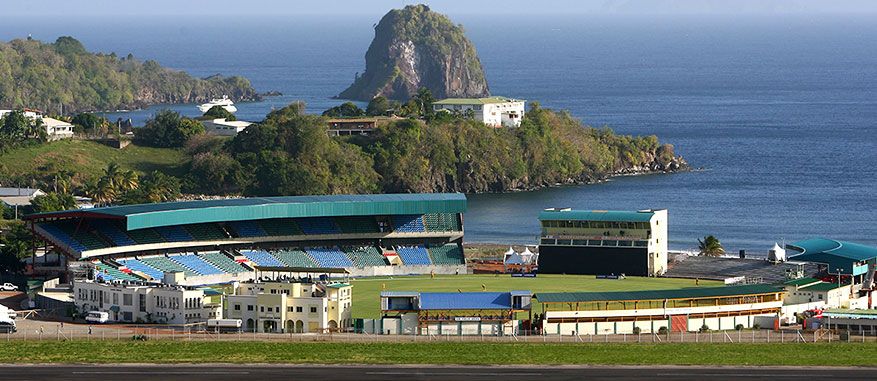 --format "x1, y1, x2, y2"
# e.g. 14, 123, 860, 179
25, 193, 467, 283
